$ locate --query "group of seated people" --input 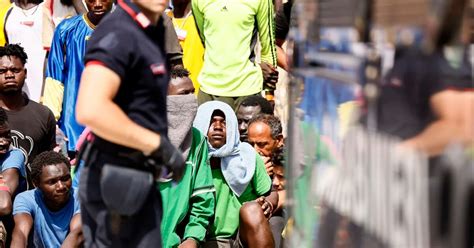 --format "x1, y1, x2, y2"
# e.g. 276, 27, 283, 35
0, 54, 288, 247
